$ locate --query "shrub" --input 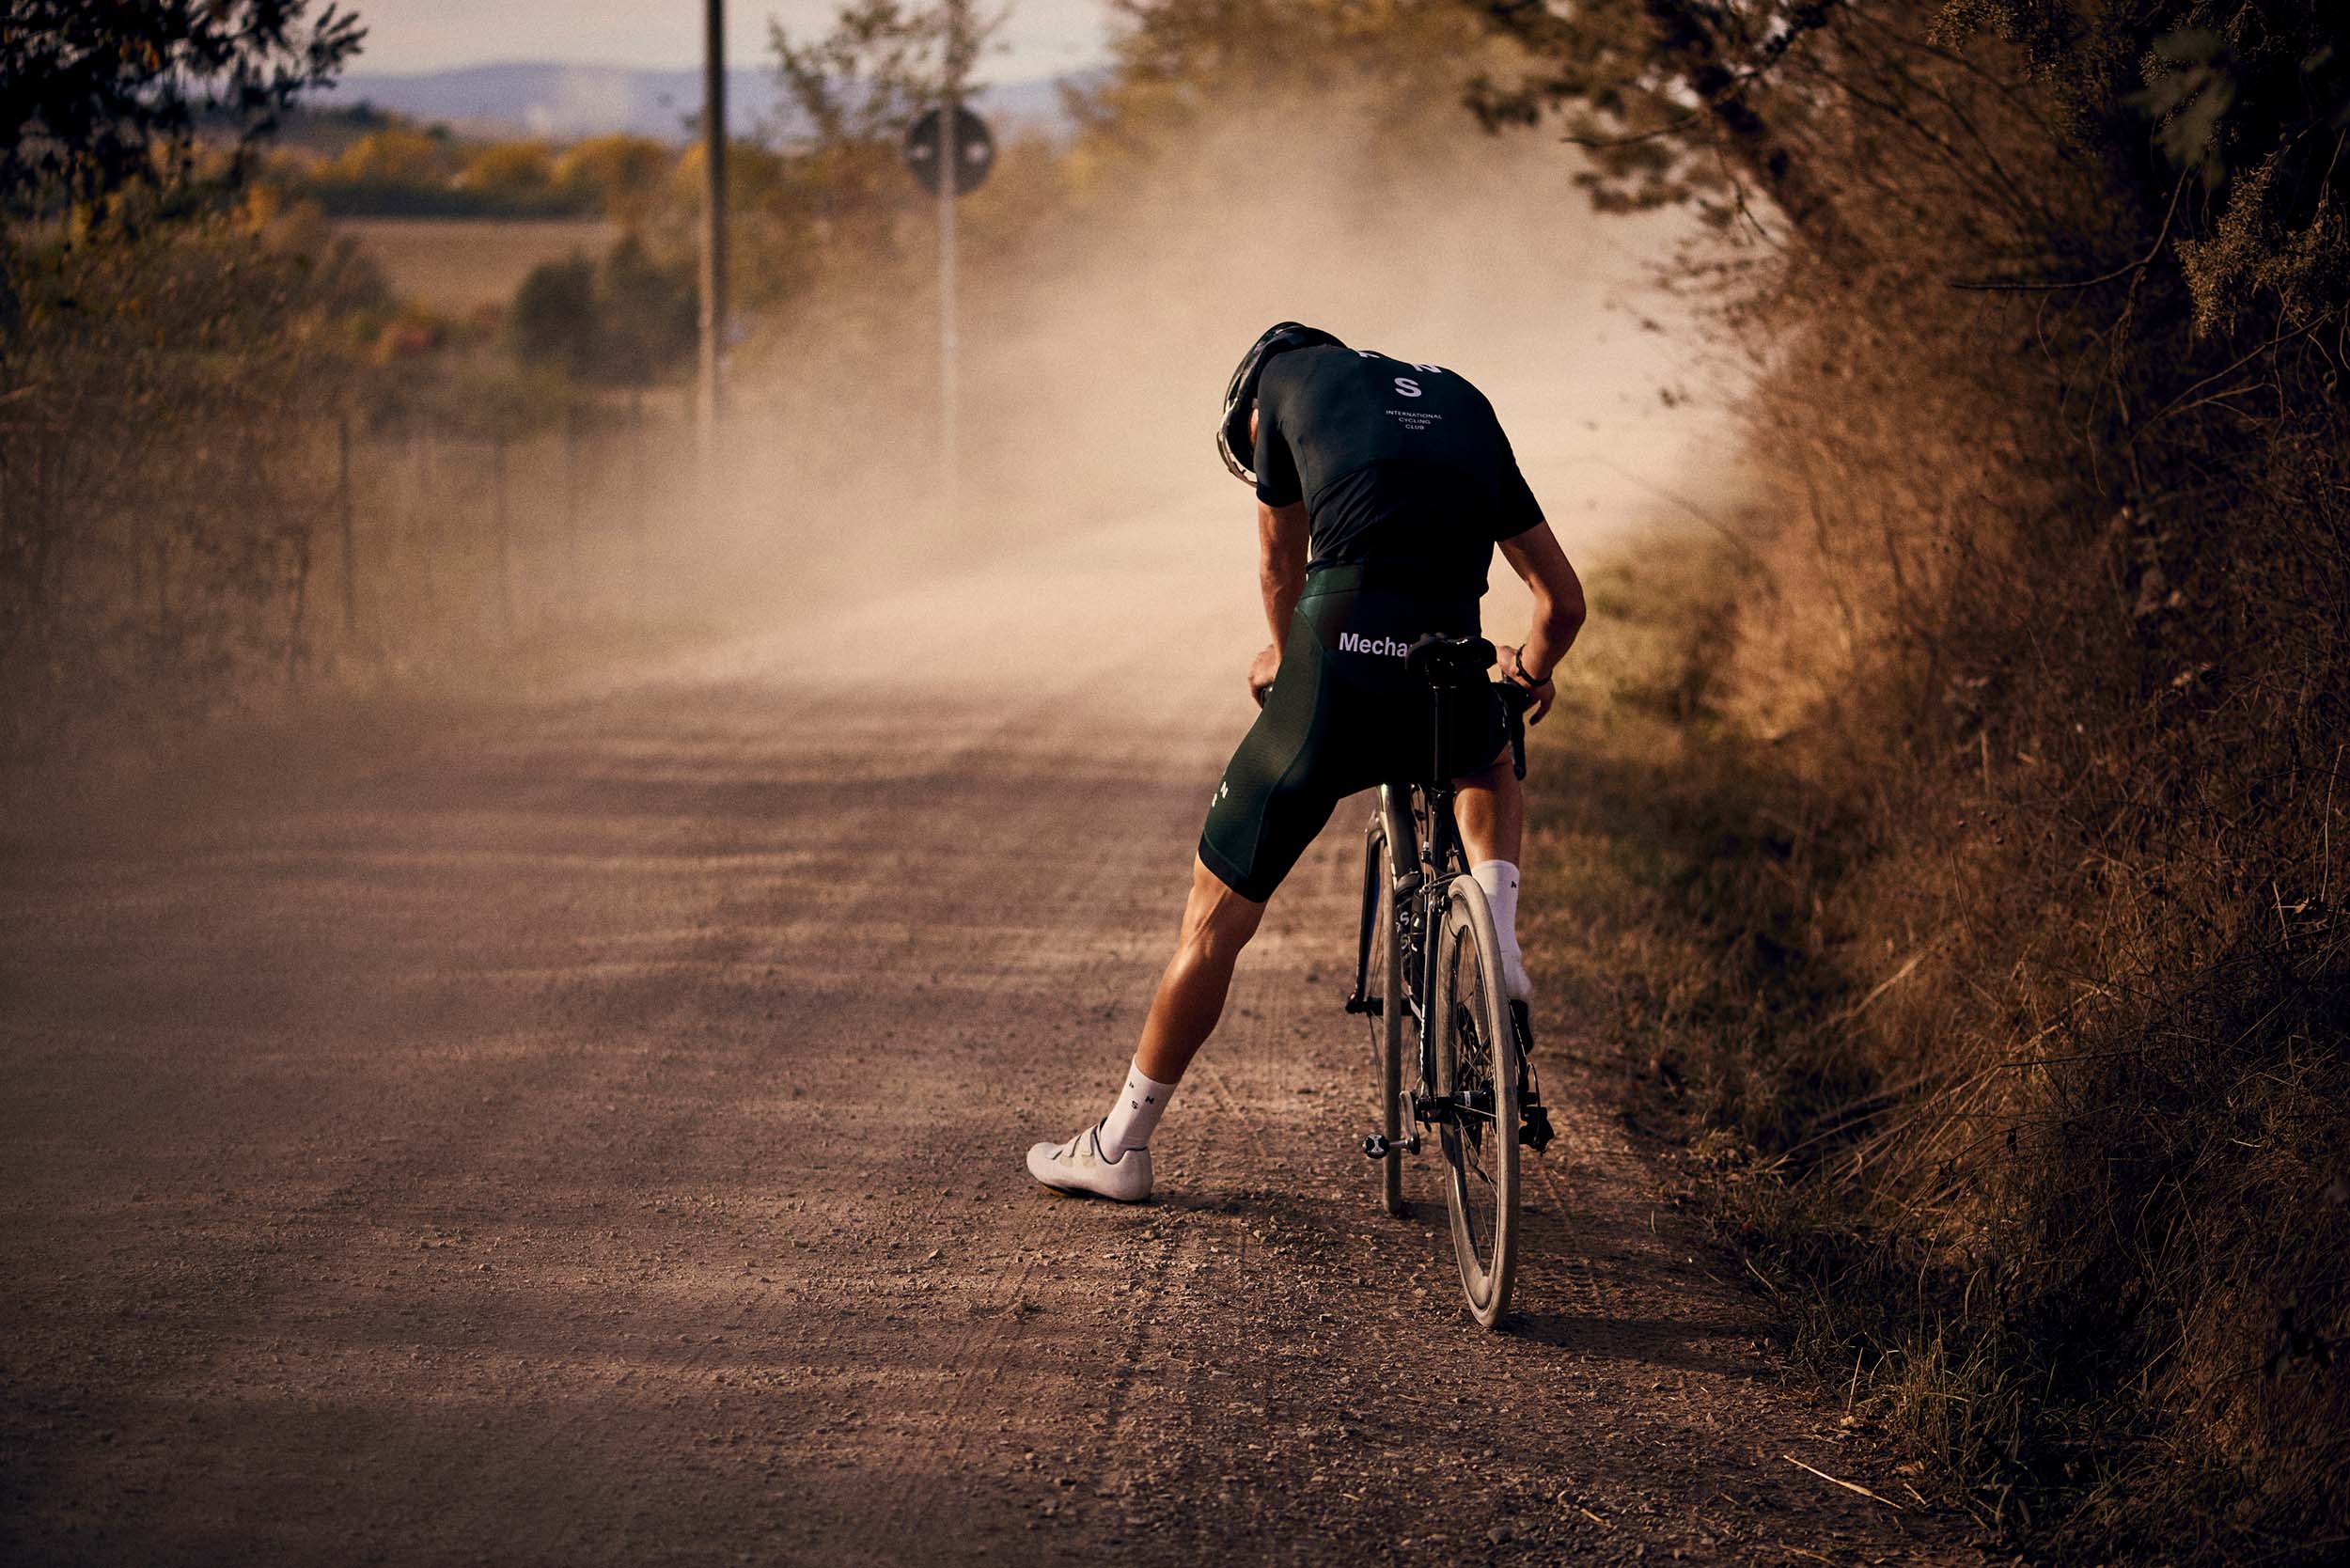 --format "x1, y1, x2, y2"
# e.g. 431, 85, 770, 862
1480, 1, 2350, 1556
